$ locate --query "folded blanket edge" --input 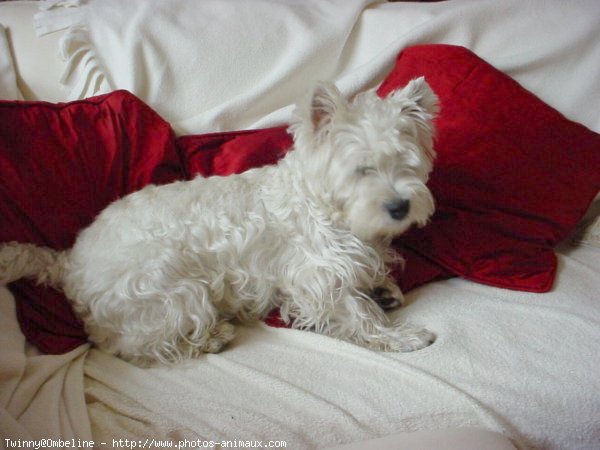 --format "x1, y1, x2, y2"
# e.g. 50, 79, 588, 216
33, 0, 111, 100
